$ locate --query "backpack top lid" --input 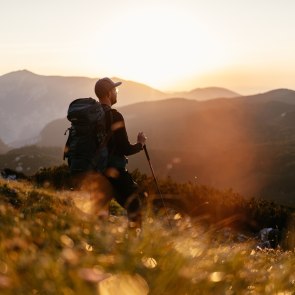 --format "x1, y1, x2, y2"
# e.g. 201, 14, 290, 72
67, 97, 104, 124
